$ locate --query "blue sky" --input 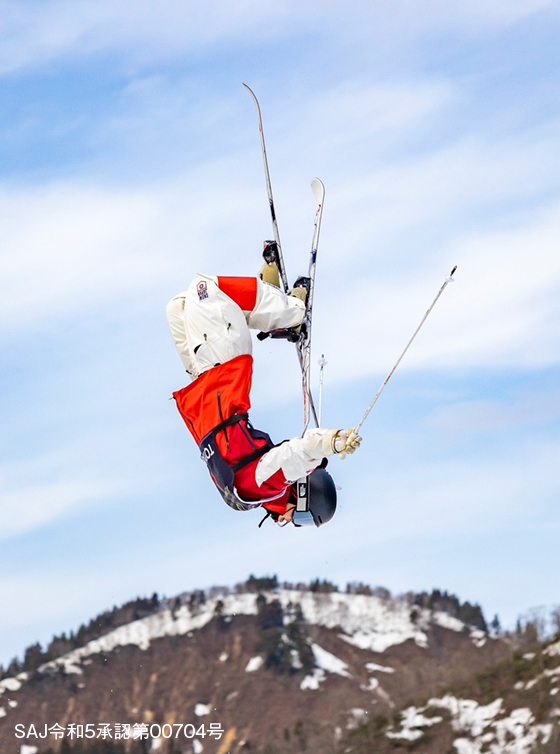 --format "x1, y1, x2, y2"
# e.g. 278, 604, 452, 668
2, 0, 560, 667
